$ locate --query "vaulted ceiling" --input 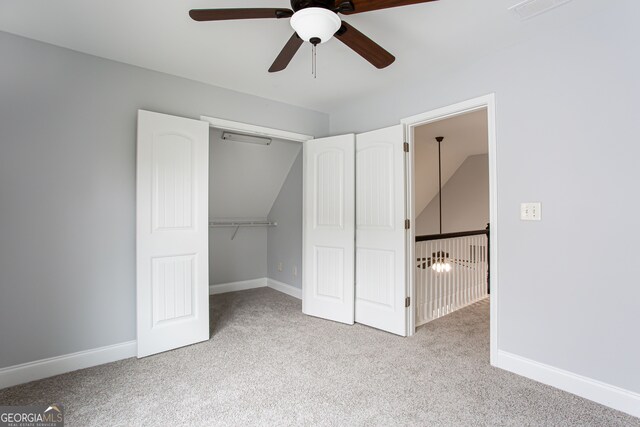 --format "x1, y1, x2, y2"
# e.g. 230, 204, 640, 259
414, 109, 488, 217
0, 0, 606, 112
